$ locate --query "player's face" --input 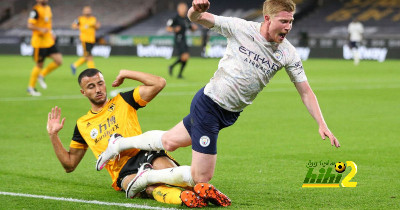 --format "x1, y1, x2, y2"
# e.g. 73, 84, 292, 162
264, 11, 294, 43
177, 3, 188, 17
83, 7, 92, 16
36, 0, 48, 5
80, 73, 108, 106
